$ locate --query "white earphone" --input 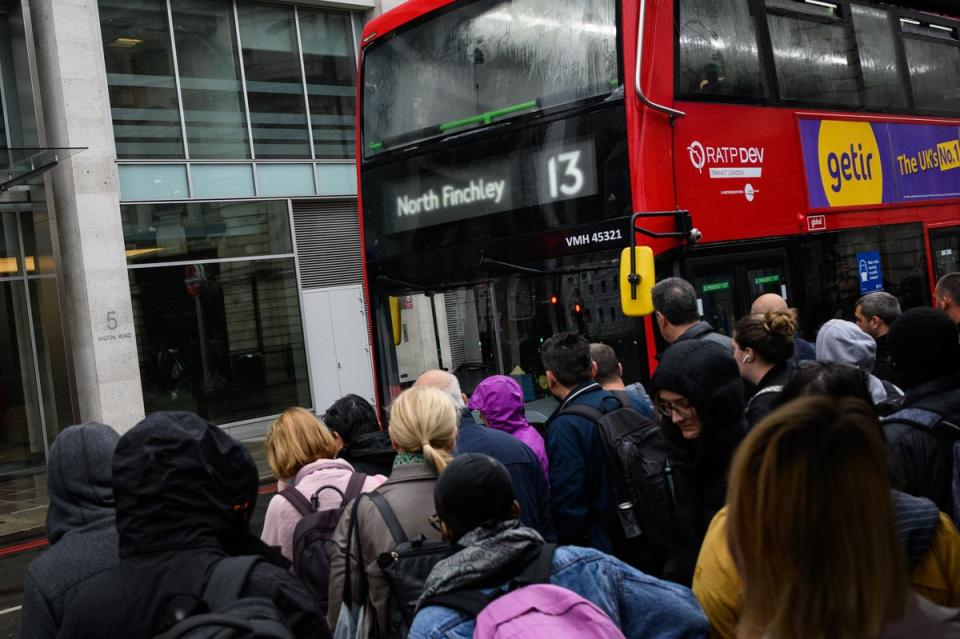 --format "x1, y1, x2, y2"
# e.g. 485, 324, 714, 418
742, 355, 753, 364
